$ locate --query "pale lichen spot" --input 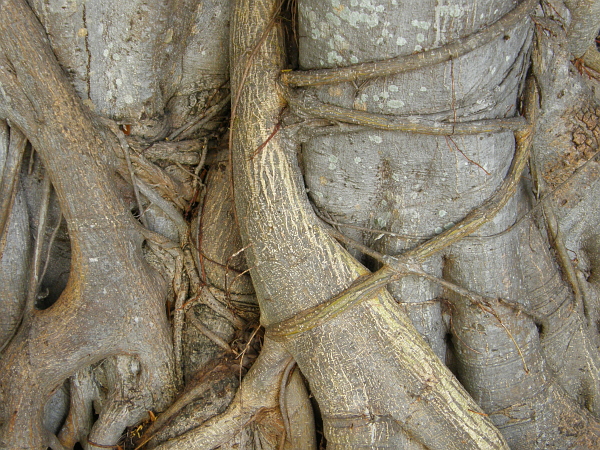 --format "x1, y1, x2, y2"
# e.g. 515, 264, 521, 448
369, 135, 383, 143
435, 227, 444, 234
444, 221, 456, 230
381, 91, 389, 99
350, 56, 359, 63
103, 49, 109, 57
373, 94, 380, 101
361, 93, 369, 102
360, 0, 375, 11
123, 94, 134, 104
396, 36, 407, 46
411, 19, 431, 30
327, 51, 344, 64
389, 85, 399, 92
112, 53, 121, 61
336, 3, 382, 28
420, 86, 427, 92
416, 33, 425, 43
387, 99, 404, 108
391, 173, 400, 181
366, 14, 379, 27
326, 12, 342, 27
438, 210, 447, 217
347, 11, 361, 27
414, 45, 423, 52
437, 4, 464, 18
376, 37, 384, 45
115, 78, 122, 87
354, 156, 362, 164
